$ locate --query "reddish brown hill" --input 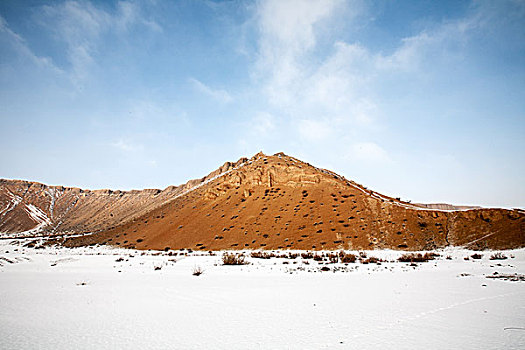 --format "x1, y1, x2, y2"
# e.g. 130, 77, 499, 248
55, 152, 523, 251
